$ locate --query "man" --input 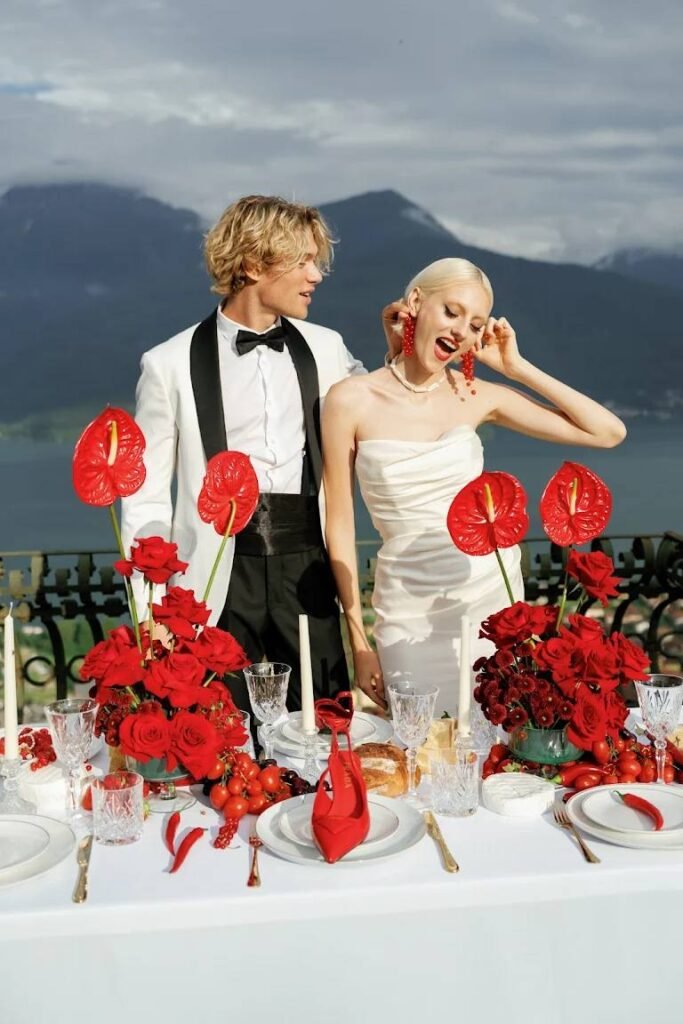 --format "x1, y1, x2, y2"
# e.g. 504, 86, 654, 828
122, 194, 372, 712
